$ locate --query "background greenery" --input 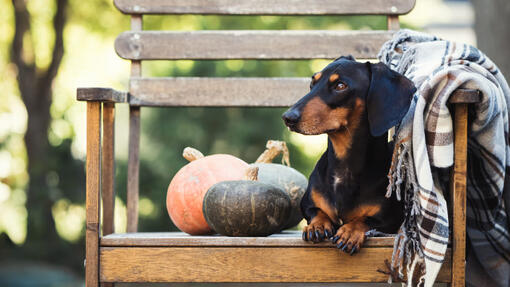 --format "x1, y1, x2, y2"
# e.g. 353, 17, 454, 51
5, 0, 500, 285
